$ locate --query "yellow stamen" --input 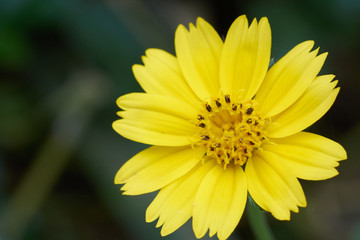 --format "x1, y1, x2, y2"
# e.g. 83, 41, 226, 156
195, 94, 269, 169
